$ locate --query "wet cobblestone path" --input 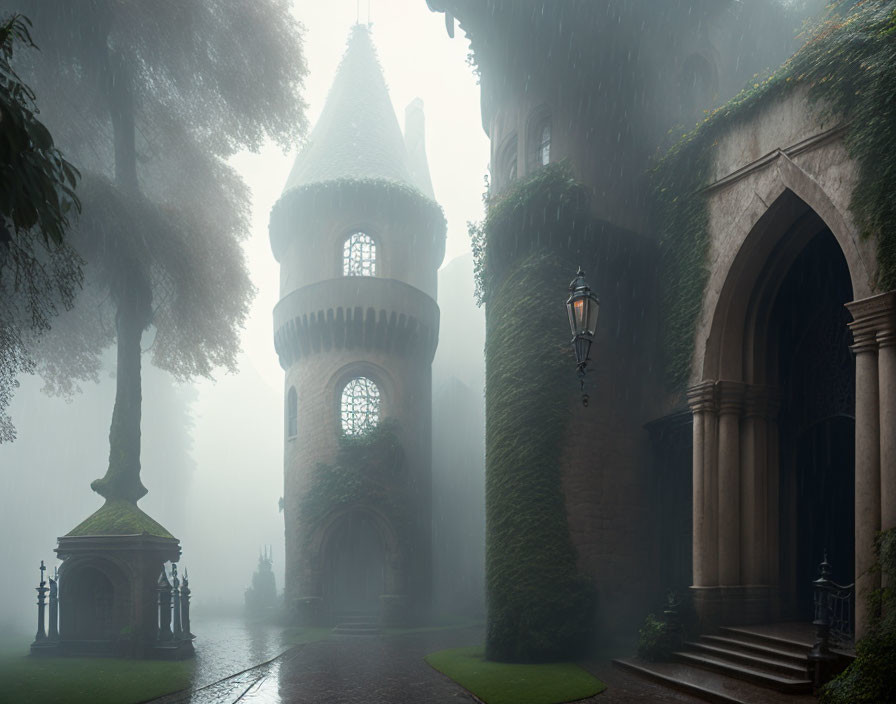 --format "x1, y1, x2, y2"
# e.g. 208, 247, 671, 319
149, 620, 706, 704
